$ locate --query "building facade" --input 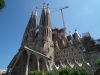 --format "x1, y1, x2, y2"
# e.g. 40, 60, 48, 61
6, 3, 100, 75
